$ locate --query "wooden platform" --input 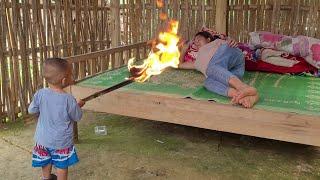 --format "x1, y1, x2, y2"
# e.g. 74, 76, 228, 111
70, 85, 320, 147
